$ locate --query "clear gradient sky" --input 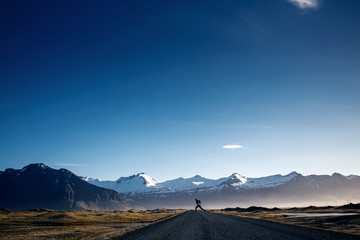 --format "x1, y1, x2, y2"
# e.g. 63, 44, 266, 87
1, 0, 359, 181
